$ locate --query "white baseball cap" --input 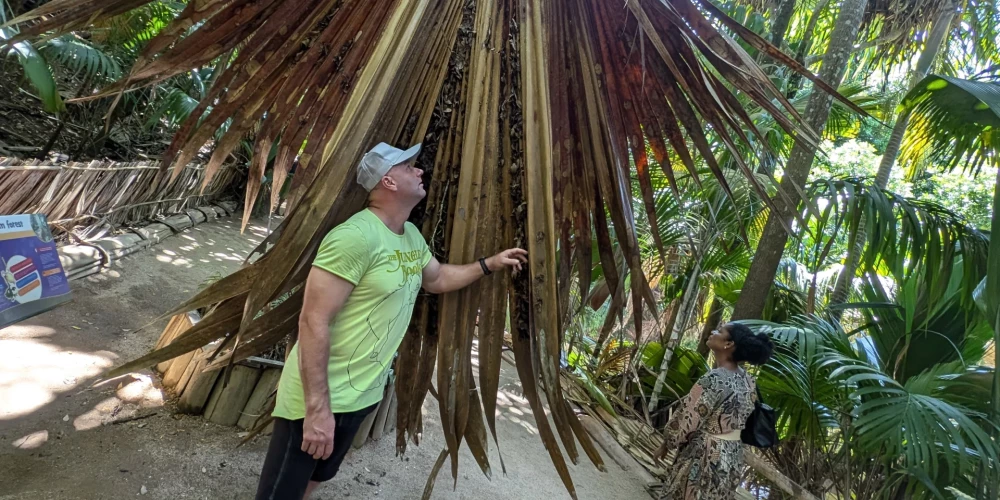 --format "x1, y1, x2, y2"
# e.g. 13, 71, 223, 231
357, 142, 422, 191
